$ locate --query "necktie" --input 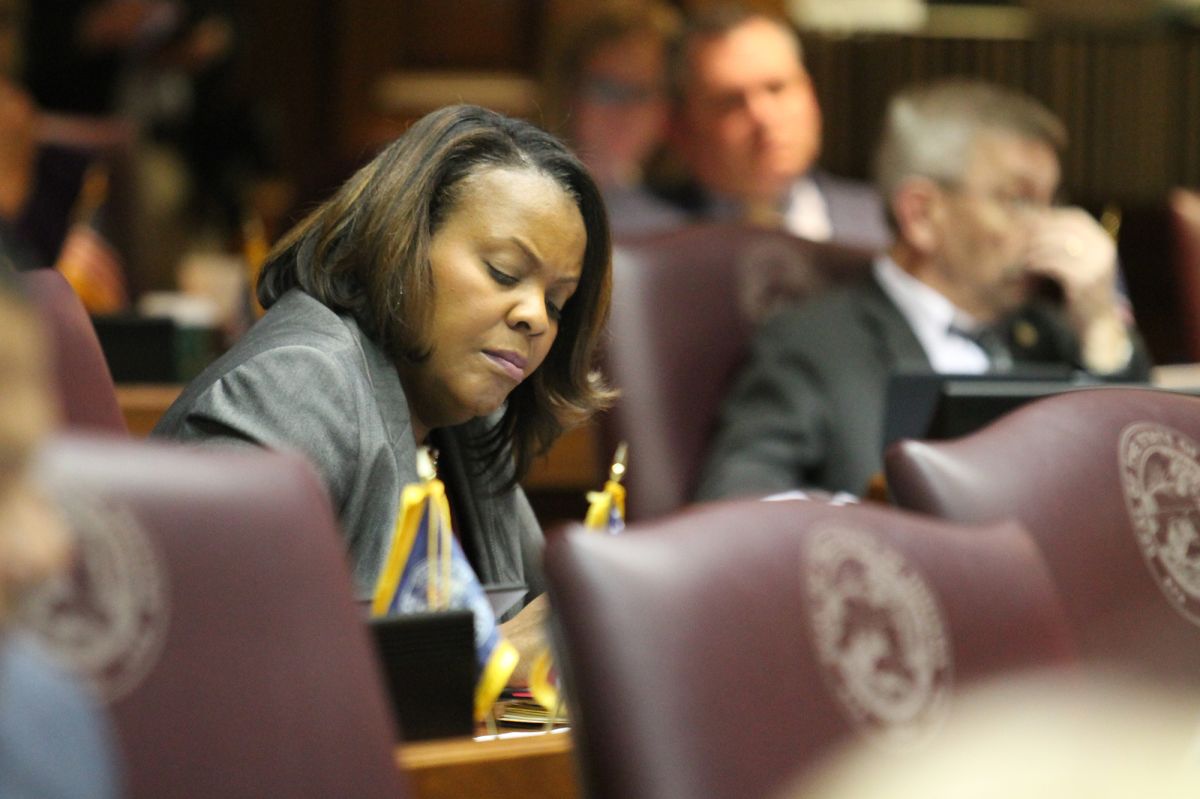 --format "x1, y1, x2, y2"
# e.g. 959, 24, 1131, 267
950, 323, 1013, 373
